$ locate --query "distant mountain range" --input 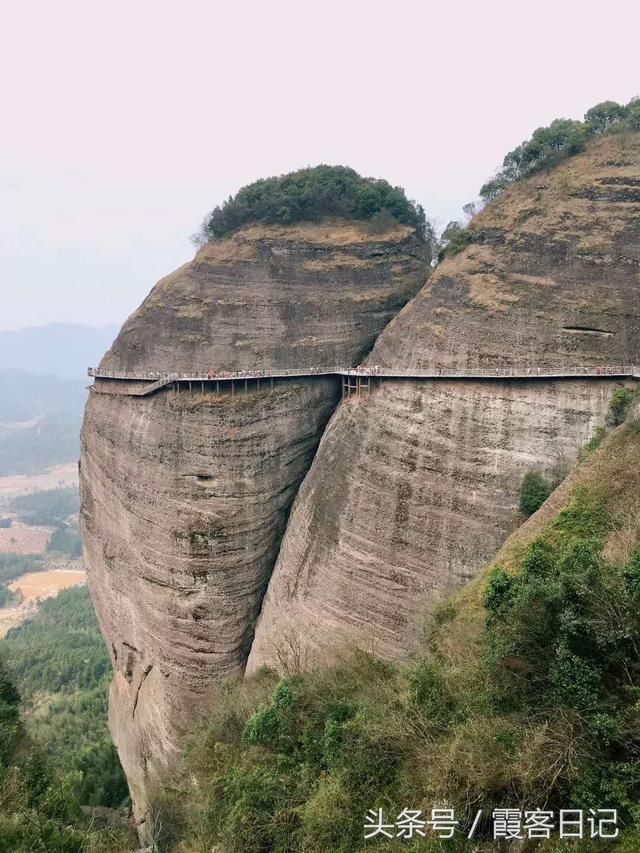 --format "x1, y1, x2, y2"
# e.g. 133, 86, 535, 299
0, 323, 119, 380
0, 323, 119, 475
0, 371, 86, 475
